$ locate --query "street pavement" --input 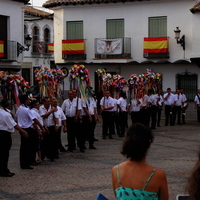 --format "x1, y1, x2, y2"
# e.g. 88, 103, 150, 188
0, 116, 200, 200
